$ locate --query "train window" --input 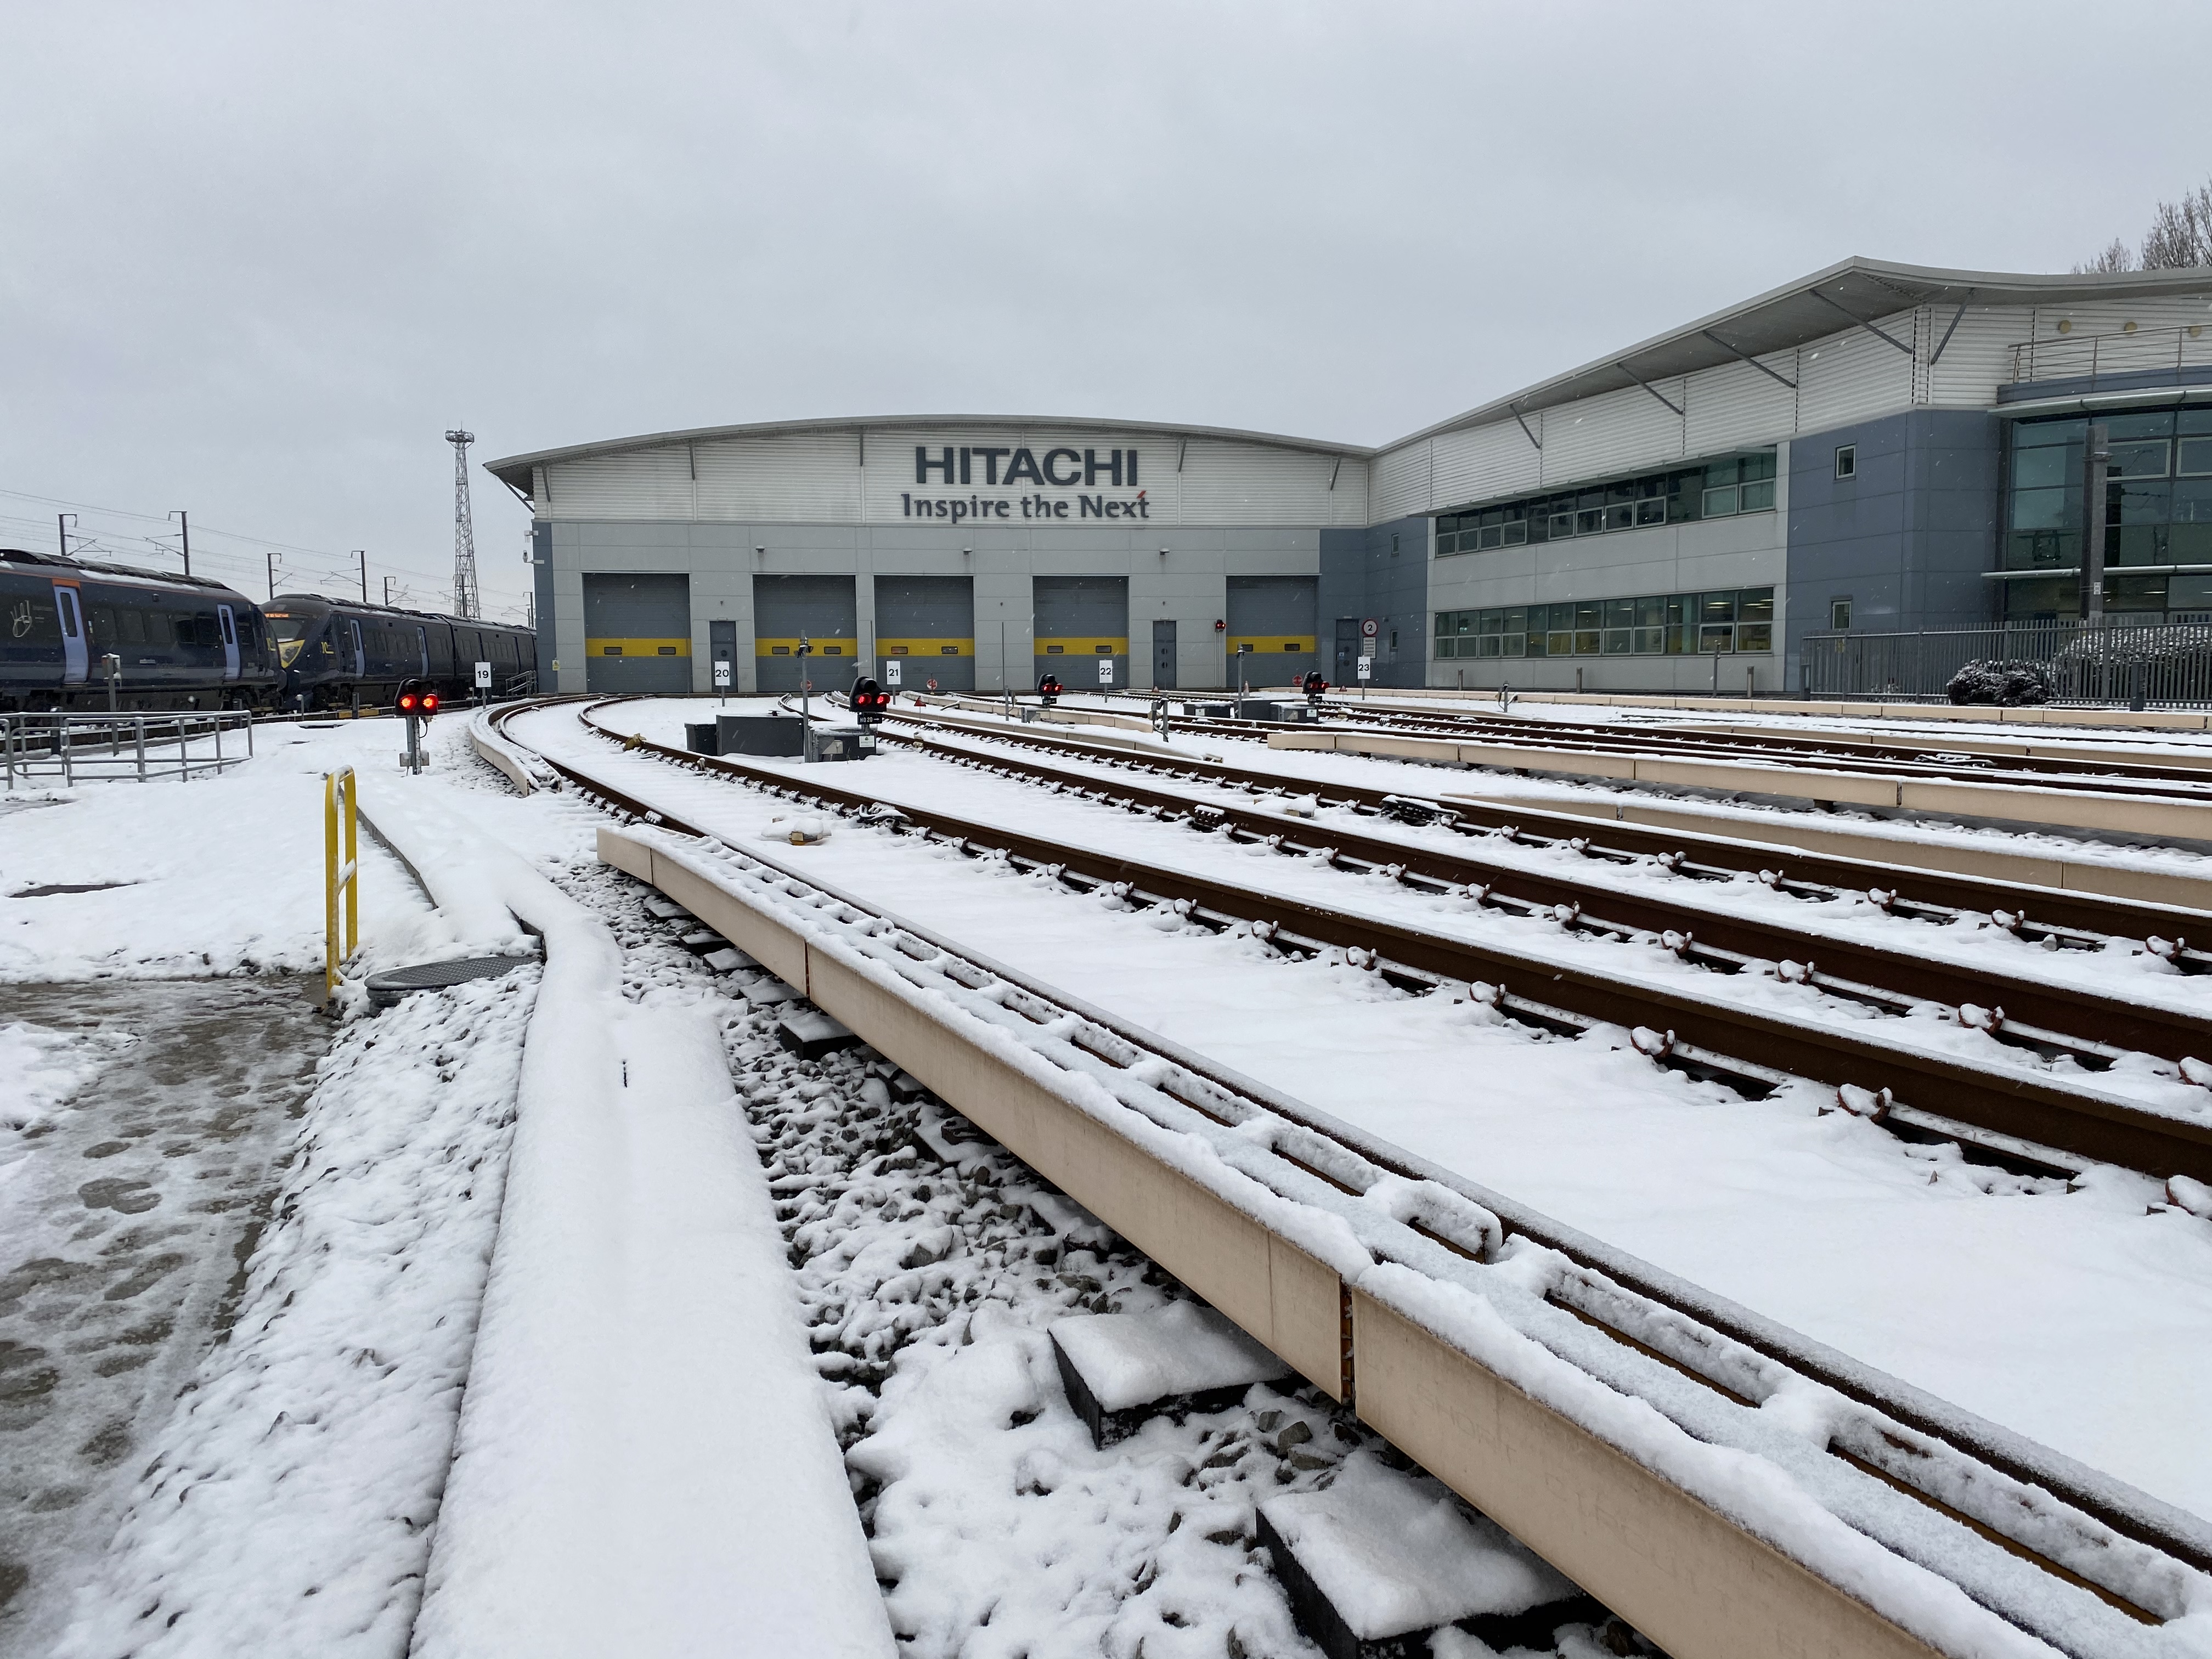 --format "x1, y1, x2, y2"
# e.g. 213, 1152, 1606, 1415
119, 610, 145, 644
91, 605, 117, 645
